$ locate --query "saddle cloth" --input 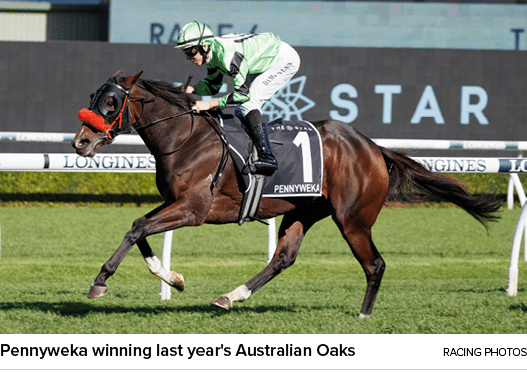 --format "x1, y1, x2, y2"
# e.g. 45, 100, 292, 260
220, 115, 323, 198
